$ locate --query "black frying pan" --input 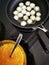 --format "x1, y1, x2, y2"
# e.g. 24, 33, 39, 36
6, 0, 49, 37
